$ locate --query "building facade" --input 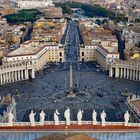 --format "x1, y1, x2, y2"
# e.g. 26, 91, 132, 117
109, 60, 140, 81
17, 0, 54, 9
2, 41, 65, 71
80, 45, 119, 70
0, 61, 35, 85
